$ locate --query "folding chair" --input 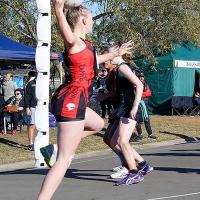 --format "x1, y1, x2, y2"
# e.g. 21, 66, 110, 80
3, 113, 12, 134
3, 113, 23, 134
190, 102, 200, 116
172, 107, 182, 116
171, 96, 193, 116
